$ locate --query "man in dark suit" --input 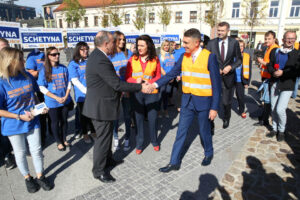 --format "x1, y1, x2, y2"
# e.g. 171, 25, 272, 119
147, 28, 221, 172
206, 21, 242, 128
83, 31, 148, 183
